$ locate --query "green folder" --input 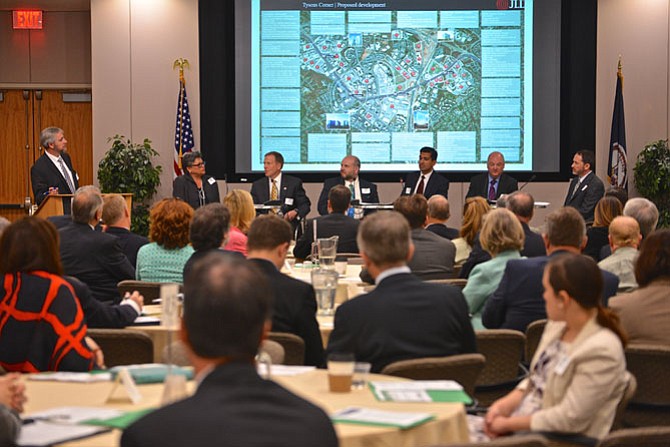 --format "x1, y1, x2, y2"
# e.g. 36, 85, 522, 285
83, 408, 155, 430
